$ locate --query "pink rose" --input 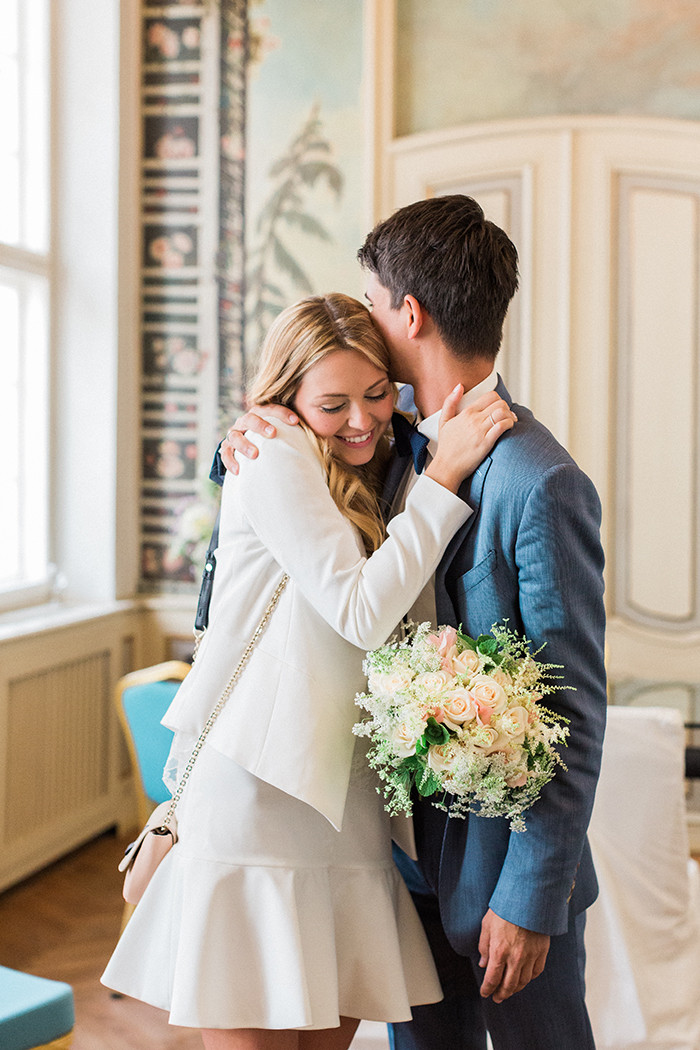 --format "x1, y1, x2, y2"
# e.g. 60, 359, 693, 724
426, 627, 460, 672
426, 626, 458, 653
506, 771, 528, 788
